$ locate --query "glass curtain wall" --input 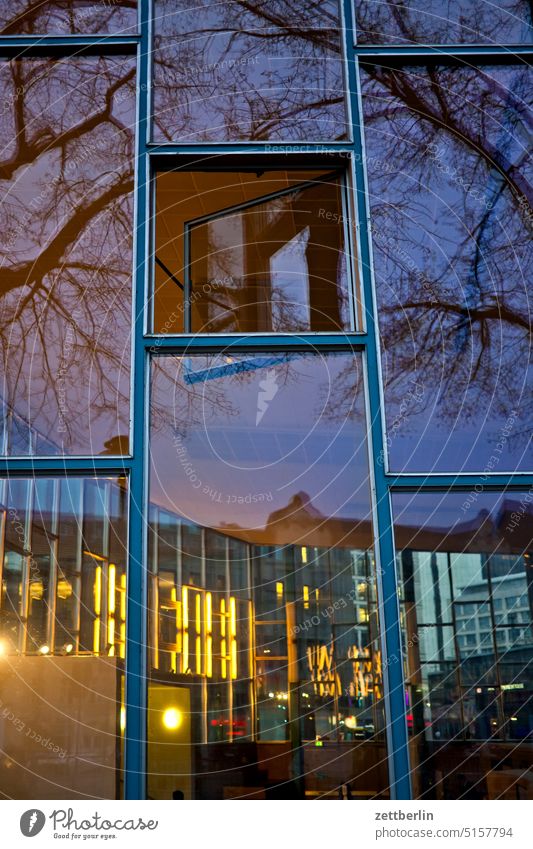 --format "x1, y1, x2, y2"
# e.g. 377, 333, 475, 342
0, 0, 531, 802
